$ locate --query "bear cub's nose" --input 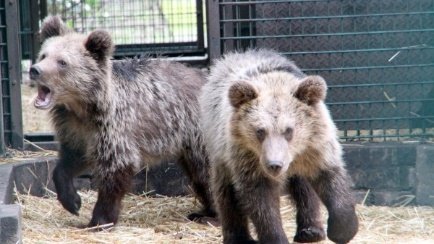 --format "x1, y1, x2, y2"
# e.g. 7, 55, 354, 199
29, 66, 42, 79
267, 160, 283, 175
